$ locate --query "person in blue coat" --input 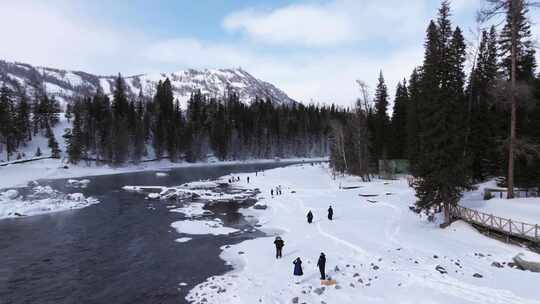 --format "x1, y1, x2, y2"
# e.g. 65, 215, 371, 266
293, 257, 303, 276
